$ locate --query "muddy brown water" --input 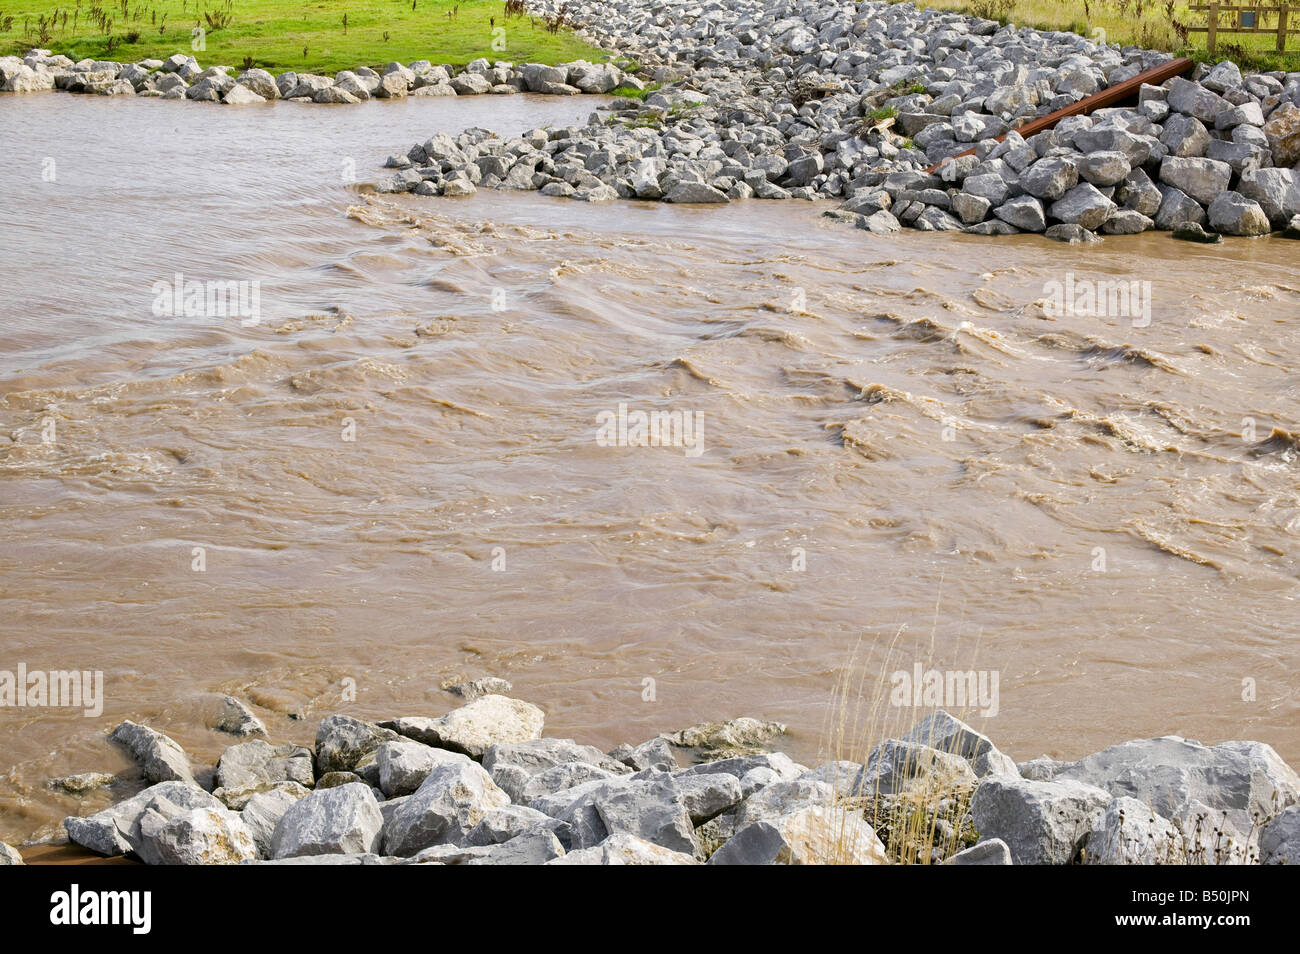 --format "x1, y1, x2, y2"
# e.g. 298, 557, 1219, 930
1, 93, 1298, 849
